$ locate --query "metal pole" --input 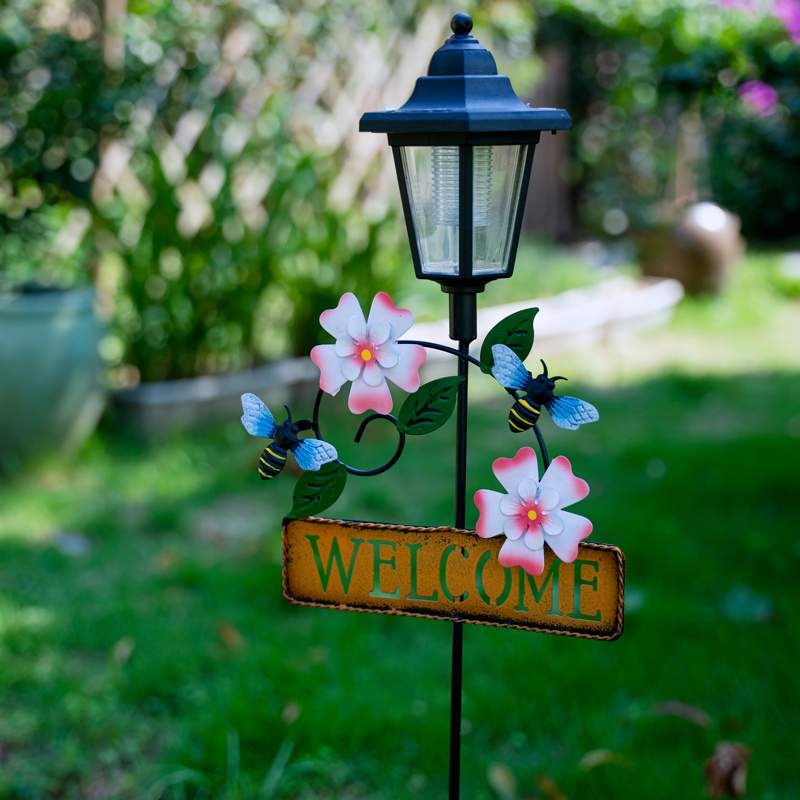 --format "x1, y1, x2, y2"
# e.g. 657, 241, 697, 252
449, 618, 464, 800
449, 298, 475, 800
